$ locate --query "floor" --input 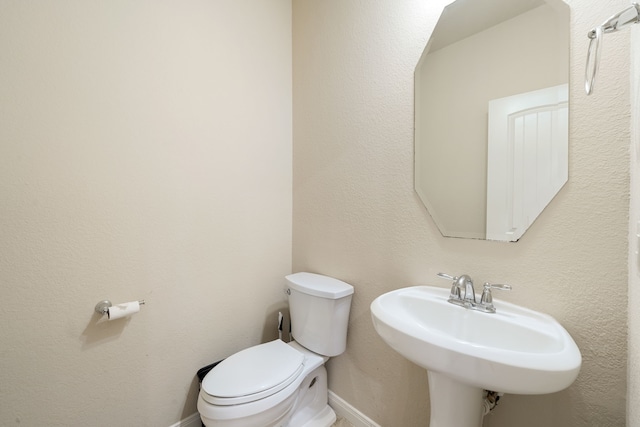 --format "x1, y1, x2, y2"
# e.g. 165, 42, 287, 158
332, 416, 355, 427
